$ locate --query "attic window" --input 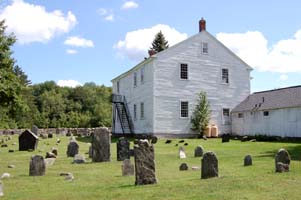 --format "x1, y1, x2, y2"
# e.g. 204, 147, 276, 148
117, 81, 120, 93
263, 111, 269, 116
180, 64, 188, 80
222, 68, 229, 84
134, 72, 137, 87
202, 42, 208, 54
141, 67, 145, 83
